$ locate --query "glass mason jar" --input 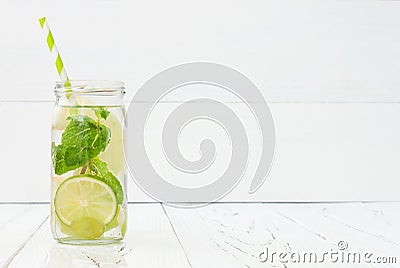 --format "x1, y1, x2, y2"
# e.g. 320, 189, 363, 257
51, 81, 127, 244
